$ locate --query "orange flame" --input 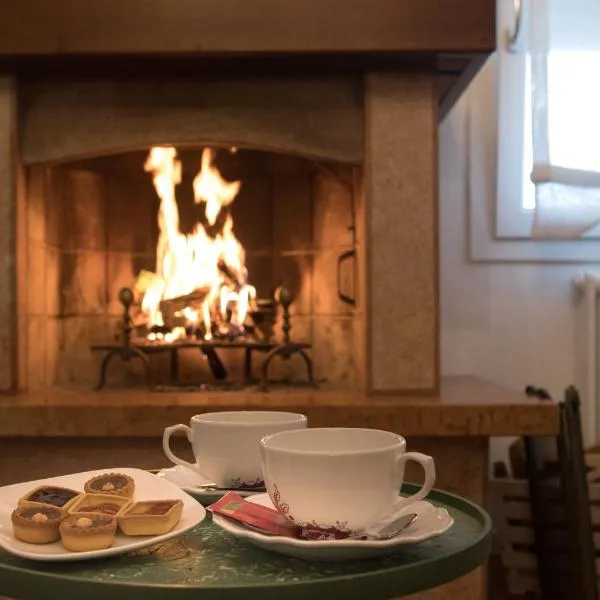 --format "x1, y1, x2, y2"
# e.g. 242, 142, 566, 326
141, 147, 256, 341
